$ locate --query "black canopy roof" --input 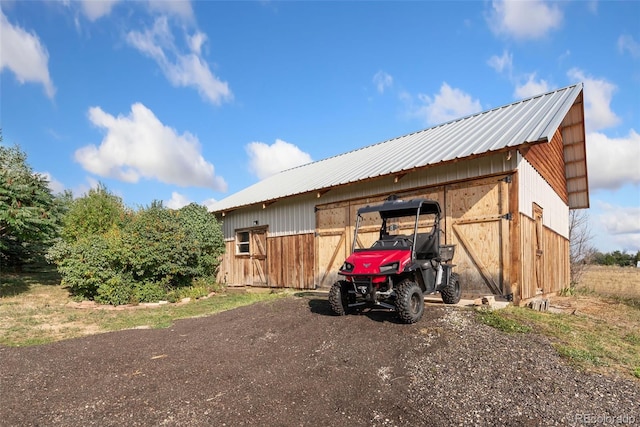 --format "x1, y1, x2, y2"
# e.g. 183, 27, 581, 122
357, 198, 441, 218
